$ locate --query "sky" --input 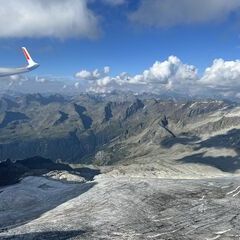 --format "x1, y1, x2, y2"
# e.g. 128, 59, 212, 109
1, 0, 240, 99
